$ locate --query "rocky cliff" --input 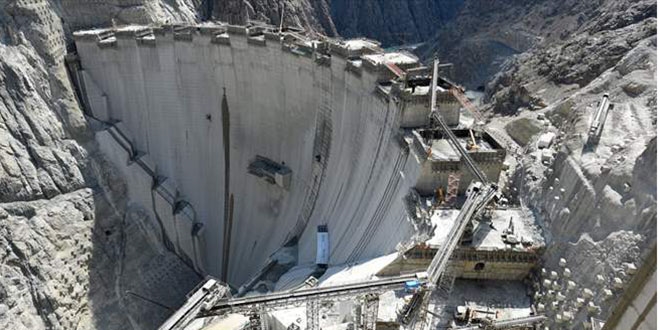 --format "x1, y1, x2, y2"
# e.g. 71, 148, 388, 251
0, 1, 202, 329
482, 0, 656, 327
211, 0, 336, 35
329, 0, 463, 46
